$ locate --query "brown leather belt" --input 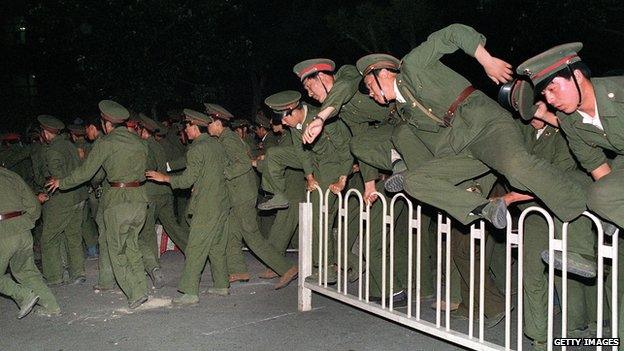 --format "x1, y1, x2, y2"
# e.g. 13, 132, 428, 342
0, 211, 23, 221
109, 181, 144, 188
443, 85, 476, 127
